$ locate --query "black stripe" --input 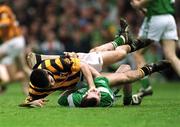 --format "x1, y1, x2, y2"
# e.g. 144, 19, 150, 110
53, 82, 77, 90
29, 85, 54, 92
55, 78, 67, 82
52, 72, 60, 75
36, 54, 42, 64
66, 71, 81, 81
32, 55, 42, 69
29, 93, 49, 100
29, 81, 77, 93
60, 57, 72, 72
50, 59, 63, 73
55, 71, 81, 82
41, 61, 46, 69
